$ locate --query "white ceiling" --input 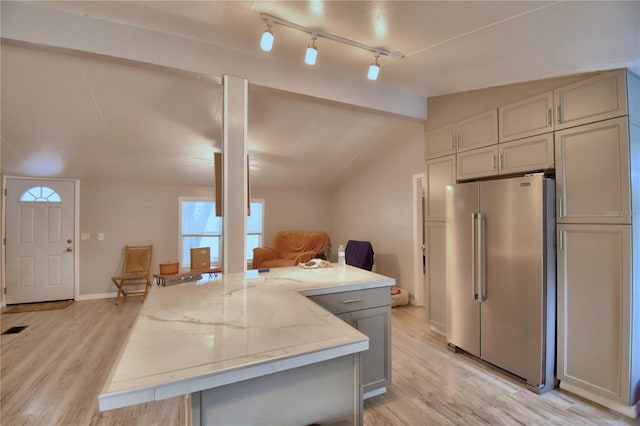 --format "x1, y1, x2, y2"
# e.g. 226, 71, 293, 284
1, 1, 639, 189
